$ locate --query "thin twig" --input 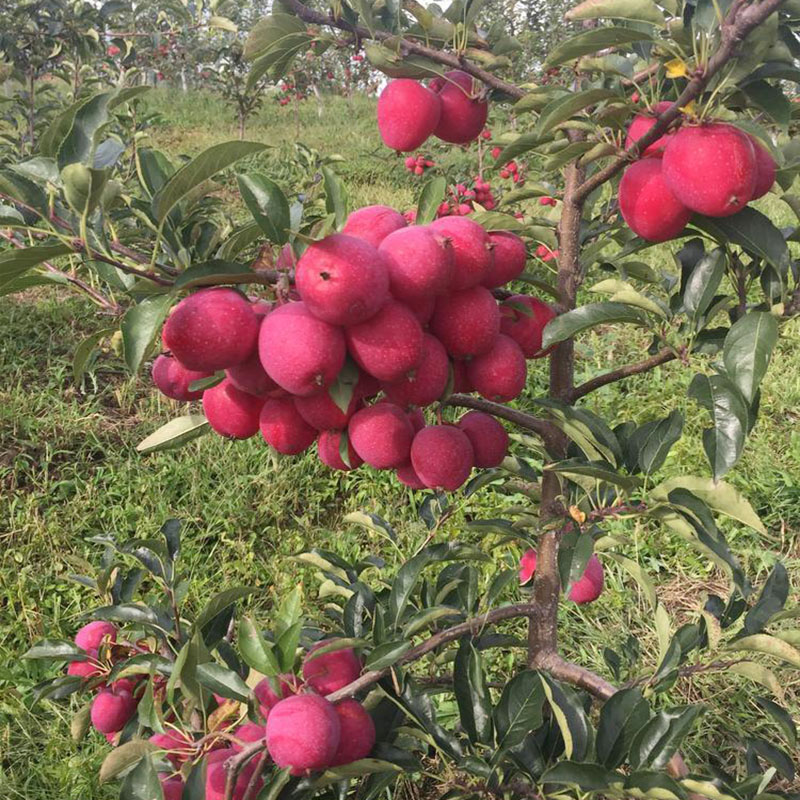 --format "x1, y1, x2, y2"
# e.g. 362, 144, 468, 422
569, 348, 677, 402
